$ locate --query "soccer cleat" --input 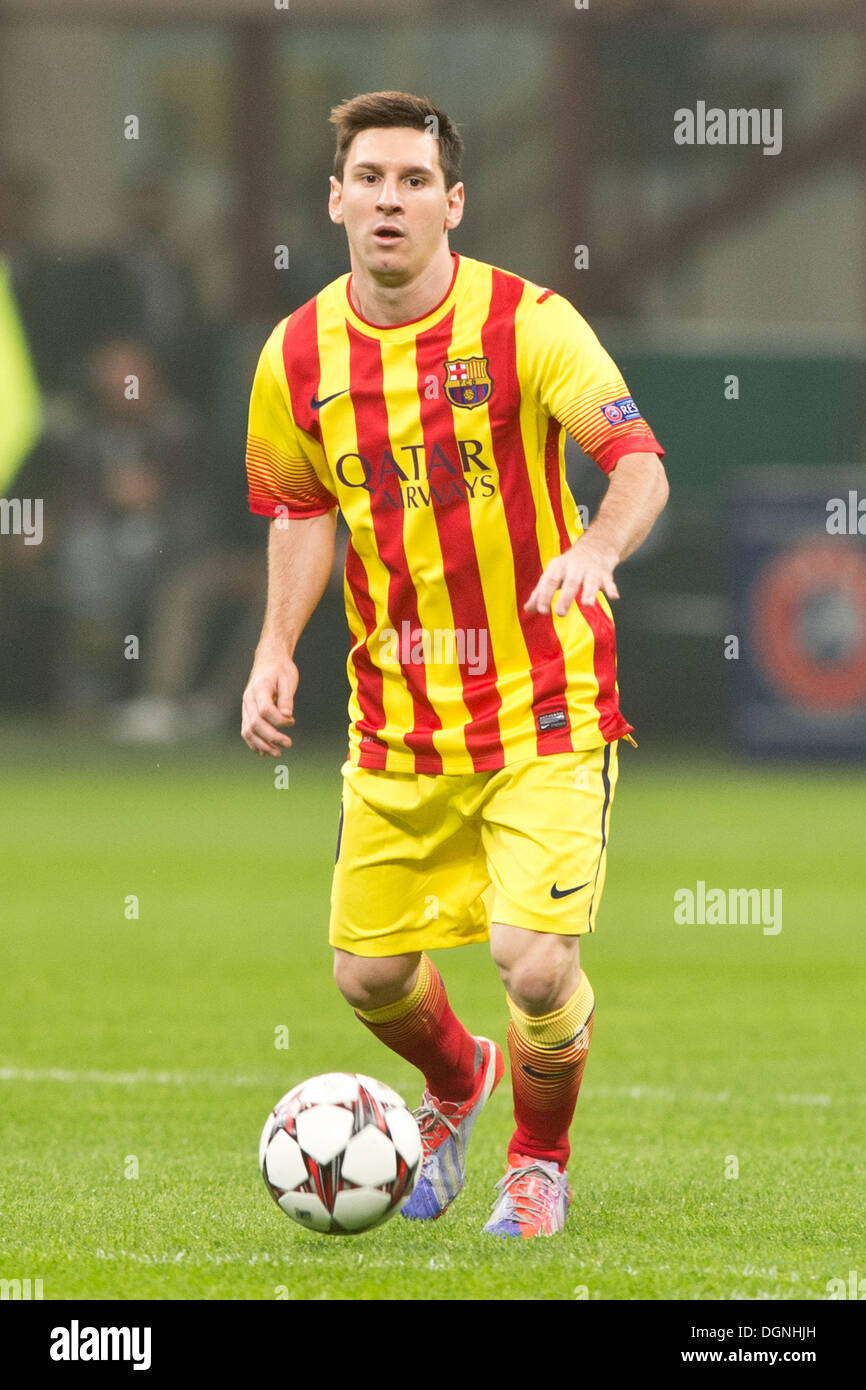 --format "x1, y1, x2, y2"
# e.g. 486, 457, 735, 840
400, 1036, 504, 1222
483, 1154, 570, 1237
